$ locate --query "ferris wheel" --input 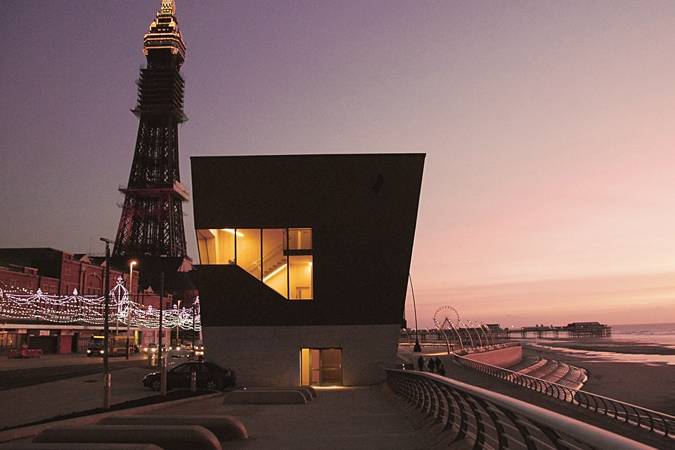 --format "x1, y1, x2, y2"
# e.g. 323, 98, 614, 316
433, 305, 461, 328
433, 305, 465, 352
